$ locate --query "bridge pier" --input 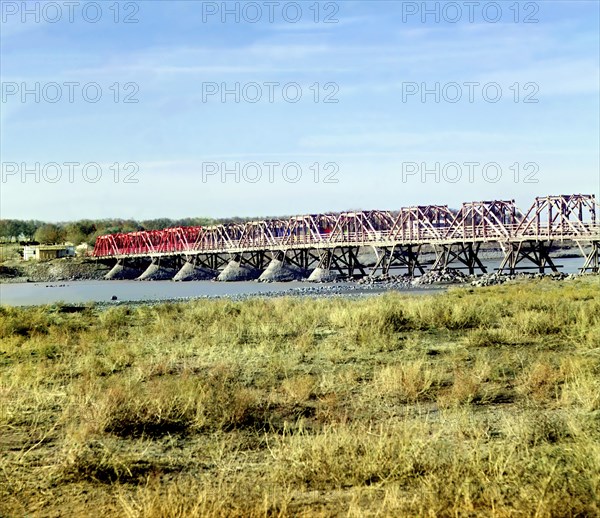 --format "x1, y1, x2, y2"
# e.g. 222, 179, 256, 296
217, 252, 267, 281
307, 250, 338, 282
282, 248, 321, 271
371, 244, 425, 277
104, 259, 147, 280
432, 242, 487, 275
259, 250, 309, 282
191, 253, 230, 272
104, 260, 125, 280
137, 258, 179, 281
578, 241, 599, 273
238, 251, 270, 270
316, 250, 333, 269
327, 246, 366, 279
498, 240, 559, 274
137, 258, 161, 281
173, 256, 218, 281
